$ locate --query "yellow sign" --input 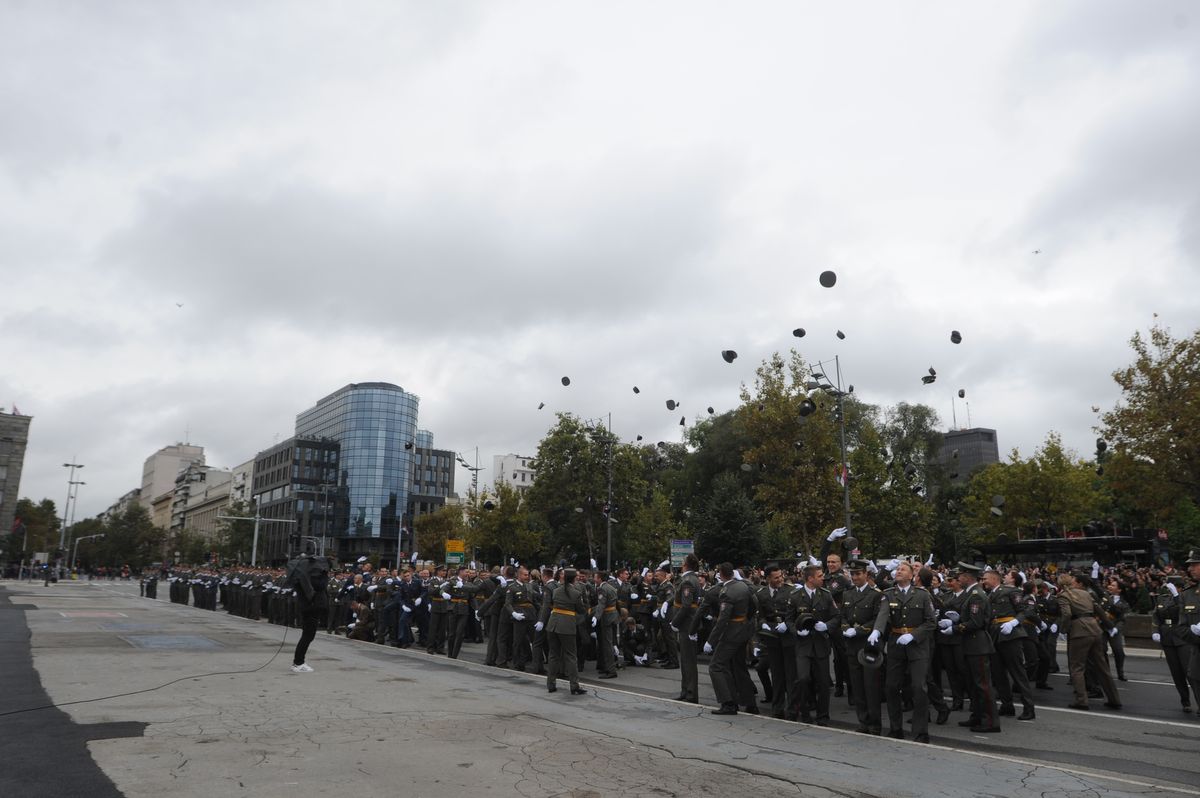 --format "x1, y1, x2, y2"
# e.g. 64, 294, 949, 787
446, 539, 465, 554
